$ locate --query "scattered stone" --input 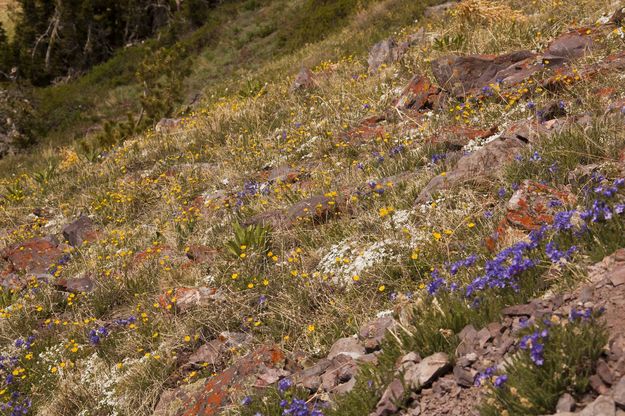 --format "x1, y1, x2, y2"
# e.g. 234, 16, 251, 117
327, 336, 366, 360
579, 395, 615, 416
185, 245, 219, 264
186, 340, 225, 368
62, 215, 99, 247
504, 180, 574, 231
453, 365, 475, 387
597, 360, 614, 385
